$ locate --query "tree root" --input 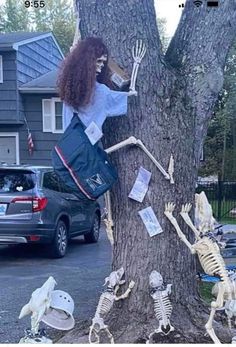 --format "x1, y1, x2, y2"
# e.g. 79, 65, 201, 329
56, 295, 236, 344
